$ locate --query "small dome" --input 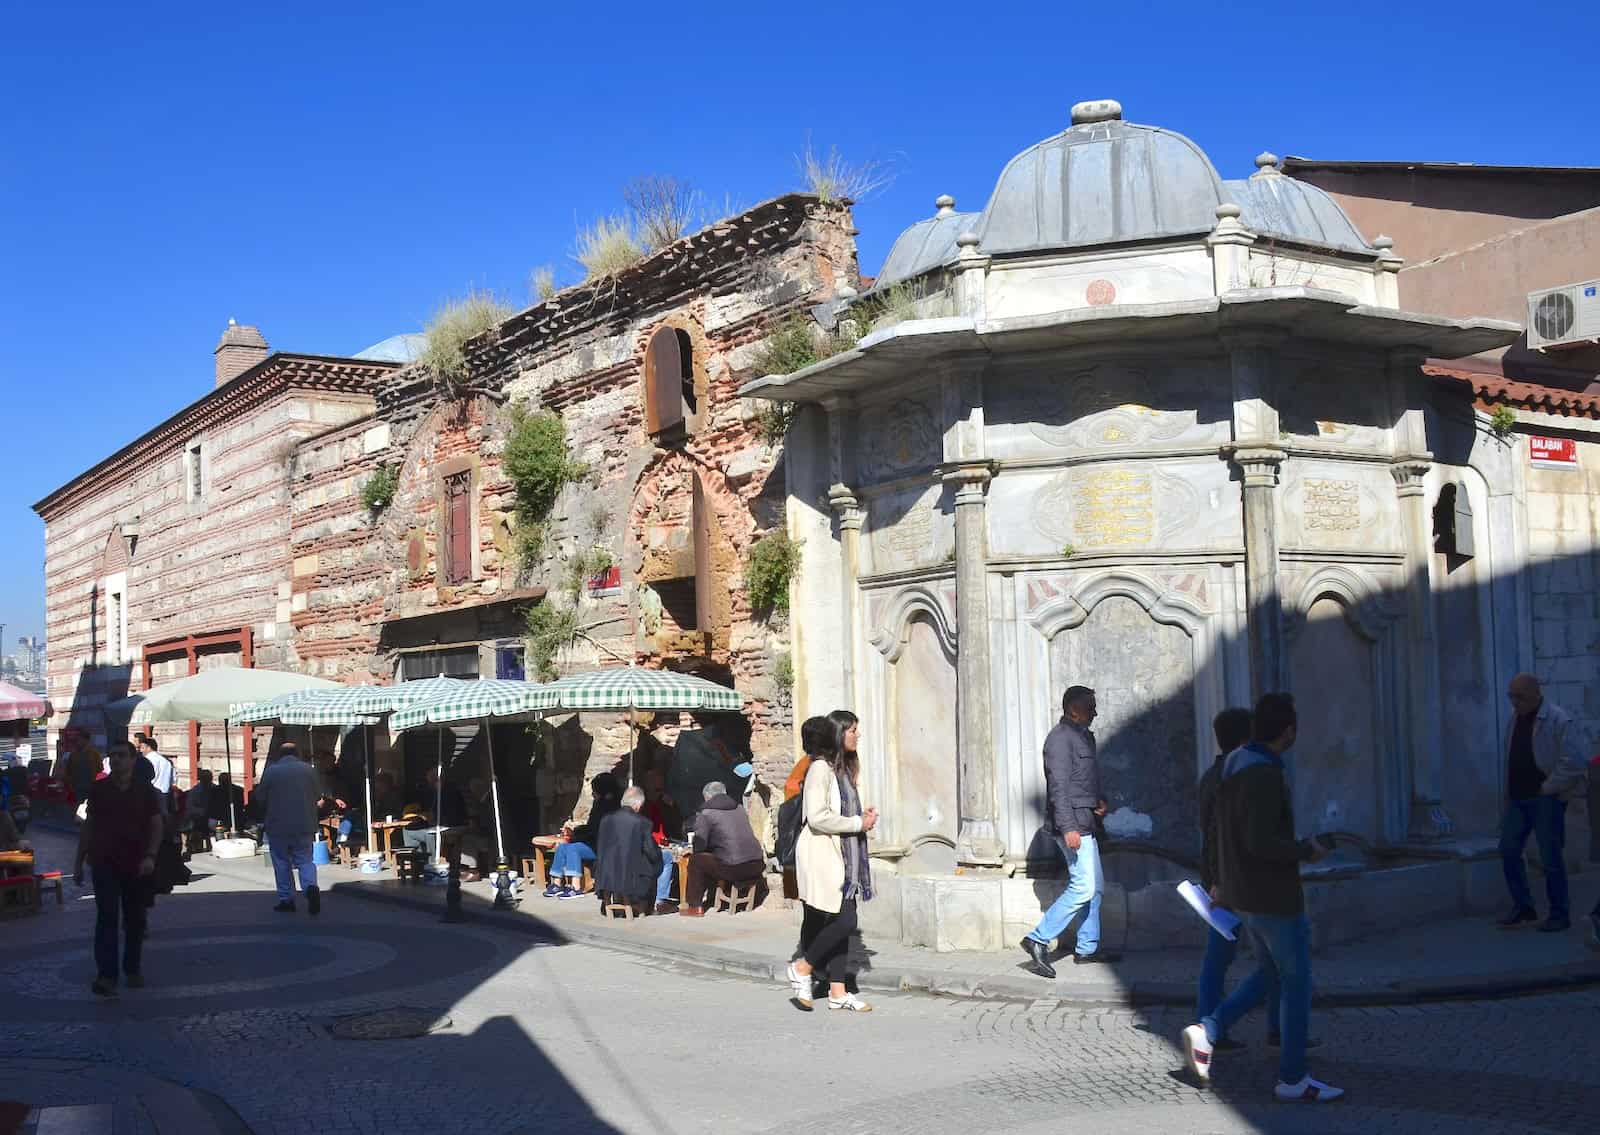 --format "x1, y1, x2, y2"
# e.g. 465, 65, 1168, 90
1223, 173, 1373, 253
354, 332, 426, 363
976, 108, 1226, 255
872, 198, 978, 289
